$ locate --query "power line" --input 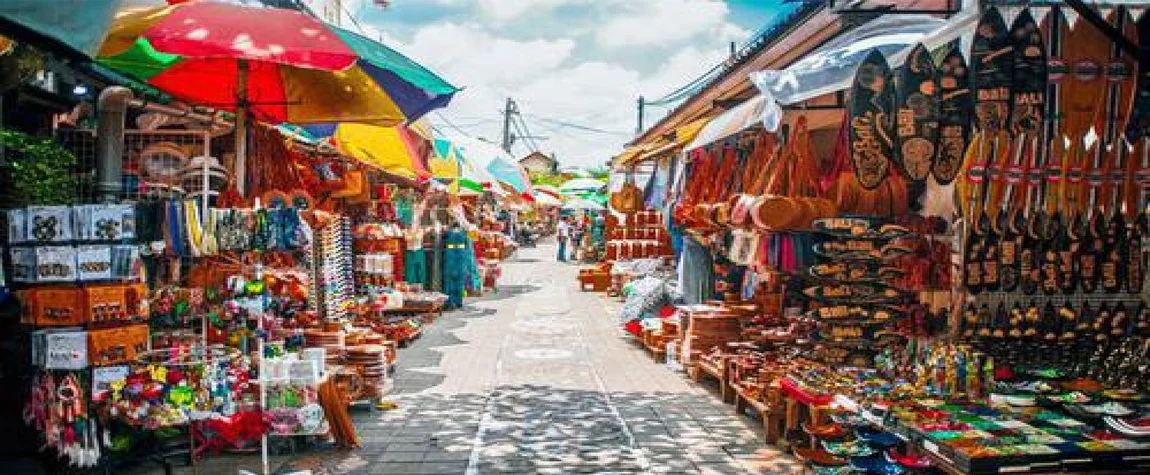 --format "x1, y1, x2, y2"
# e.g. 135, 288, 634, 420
435, 112, 473, 138
529, 119, 626, 146
523, 113, 631, 136
337, 0, 371, 35
513, 113, 542, 153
